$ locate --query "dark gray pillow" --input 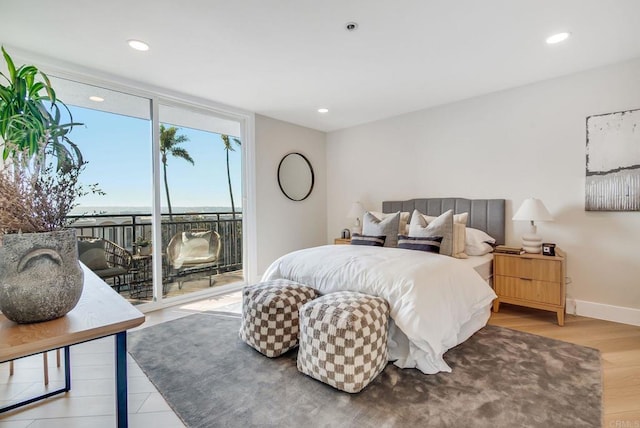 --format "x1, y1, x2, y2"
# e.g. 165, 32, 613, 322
78, 239, 109, 270
397, 235, 443, 253
362, 211, 400, 247
350, 233, 386, 247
